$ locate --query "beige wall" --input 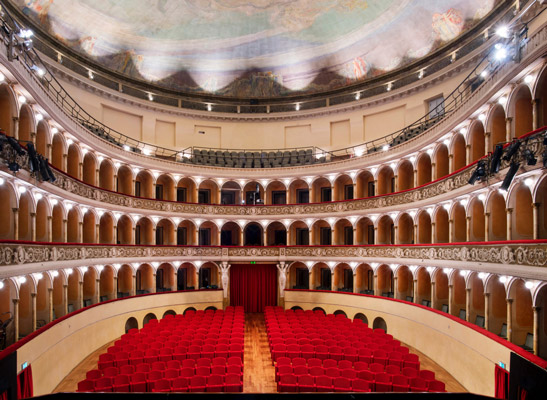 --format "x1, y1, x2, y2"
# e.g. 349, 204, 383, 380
61, 69, 469, 151
284, 290, 514, 397
16, 290, 223, 396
